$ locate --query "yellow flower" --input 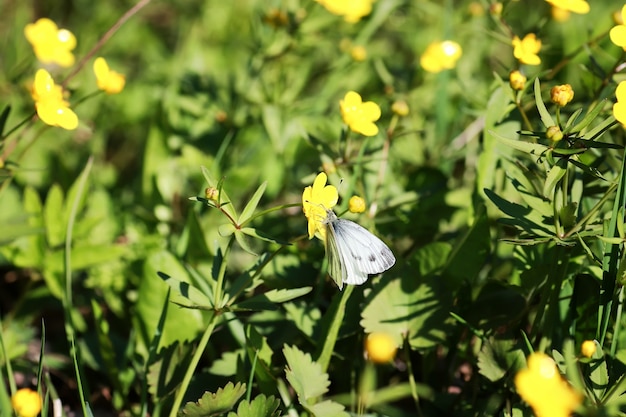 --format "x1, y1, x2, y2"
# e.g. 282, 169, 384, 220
551, 6, 571, 21
350, 45, 367, 61
365, 333, 397, 363
515, 353, 582, 417
512, 34, 542, 65
545, 0, 589, 14
610, 5, 626, 50
11, 388, 42, 417
547, 125, 564, 142
420, 40, 462, 73
509, 70, 527, 91
31, 69, 78, 130
93, 57, 126, 94
315, 0, 375, 23
550, 84, 574, 107
24, 18, 76, 67
581, 340, 596, 358
613, 81, 626, 125
302, 172, 338, 240
340, 91, 381, 136
348, 195, 366, 213
391, 100, 409, 116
